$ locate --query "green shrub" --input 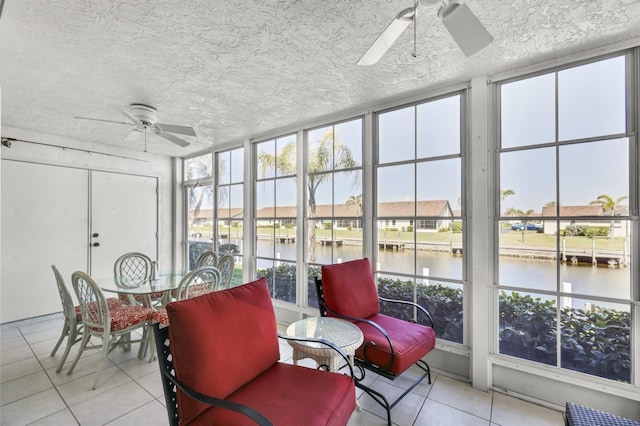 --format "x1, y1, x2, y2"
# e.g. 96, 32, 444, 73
406, 225, 414, 232
257, 266, 631, 383
438, 227, 450, 232
451, 221, 463, 233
